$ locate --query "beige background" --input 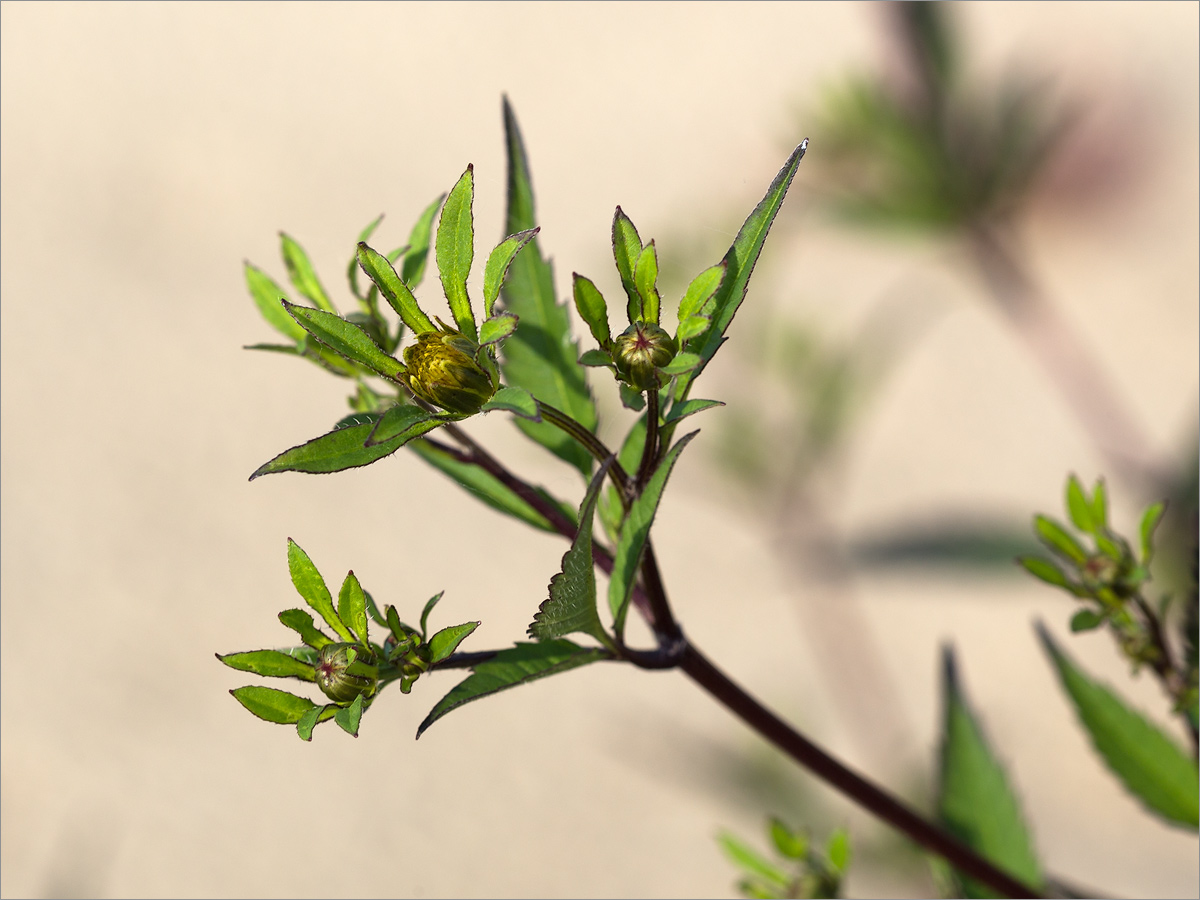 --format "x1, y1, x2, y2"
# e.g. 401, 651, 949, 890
1, 2, 1196, 897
